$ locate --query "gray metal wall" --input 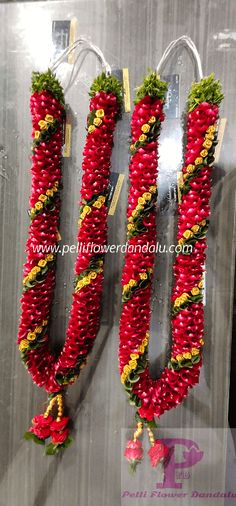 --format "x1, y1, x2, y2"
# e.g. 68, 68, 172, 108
0, 1, 235, 505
